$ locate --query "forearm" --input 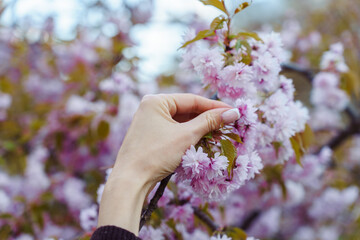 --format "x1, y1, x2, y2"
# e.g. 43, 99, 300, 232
97, 170, 149, 235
